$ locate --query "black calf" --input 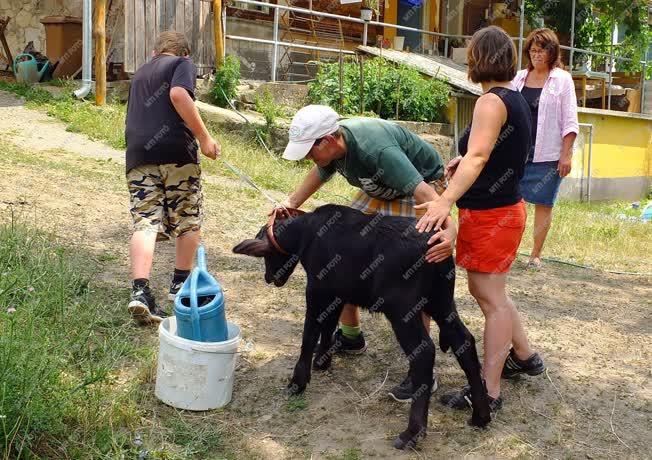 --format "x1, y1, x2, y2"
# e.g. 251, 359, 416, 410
233, 204, 491, 449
